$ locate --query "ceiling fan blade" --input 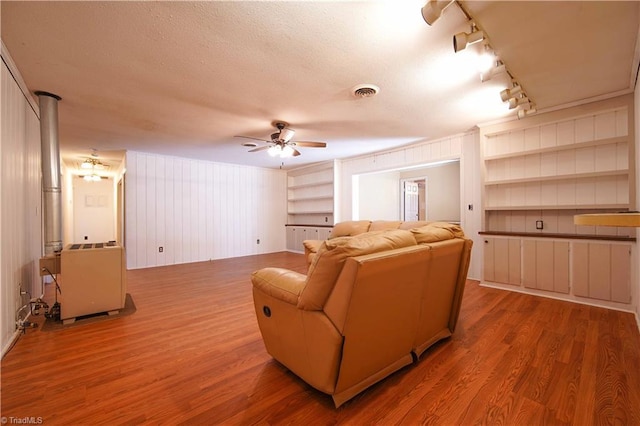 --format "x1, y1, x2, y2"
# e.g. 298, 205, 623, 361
292, 148, 301, 157
248, 145, 271, 153
294, 141, 327, 148
235, 135, 270, 143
